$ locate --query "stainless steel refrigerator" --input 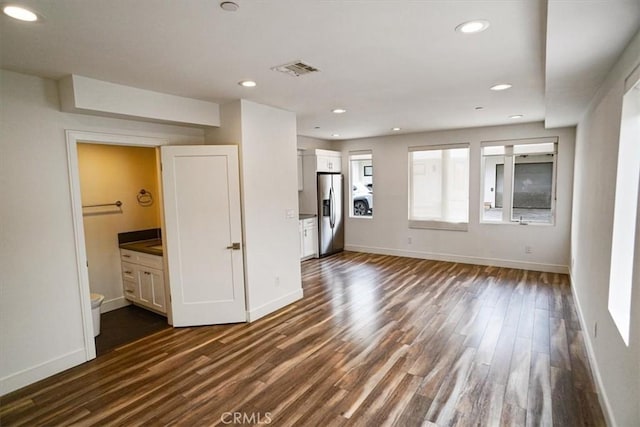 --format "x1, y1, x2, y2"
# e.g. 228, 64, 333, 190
317, 173, 344, 257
